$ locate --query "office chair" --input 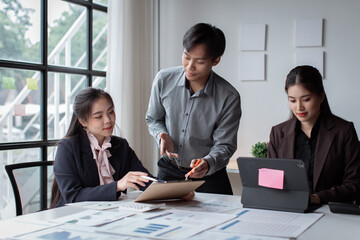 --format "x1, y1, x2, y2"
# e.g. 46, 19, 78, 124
5, 161, 54, 216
